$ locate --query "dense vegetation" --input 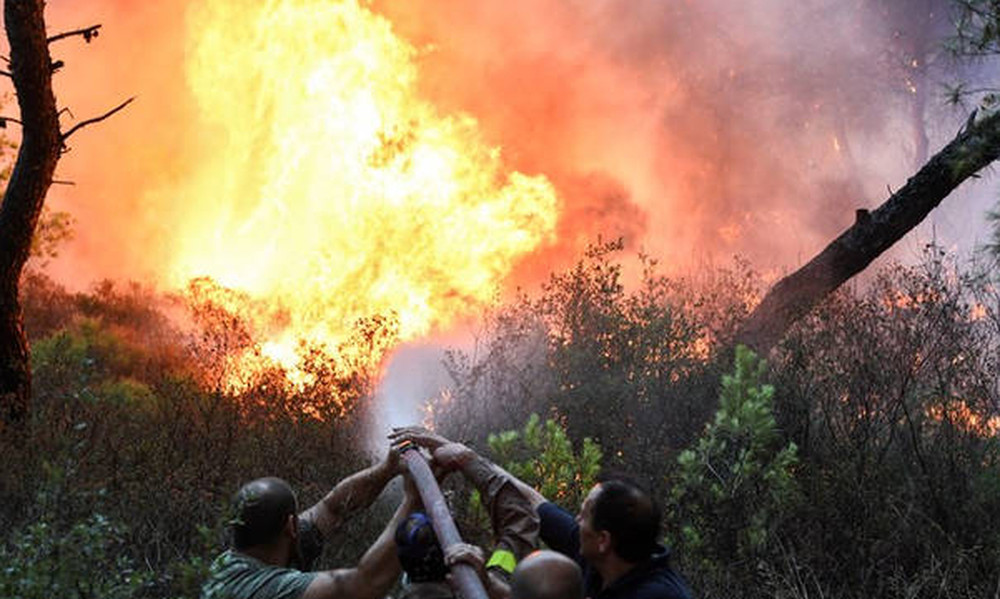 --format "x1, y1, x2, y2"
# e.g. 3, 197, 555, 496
1, 270, 392, 598
2, 239, 998, 598
433, 242, 1000, 598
